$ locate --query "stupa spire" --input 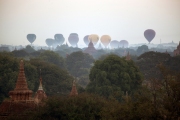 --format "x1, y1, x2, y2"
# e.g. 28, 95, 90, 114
34, 69, 47, 104
9, 60, 33, 101
38, 69, 43, 90
70, 80, 78, 96
126, 51, 131, 60
14, 60, 29, 90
